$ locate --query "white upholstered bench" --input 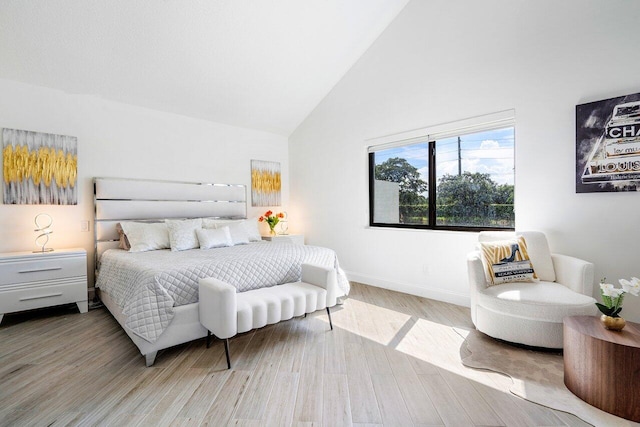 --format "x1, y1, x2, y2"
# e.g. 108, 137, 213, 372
199, 263, 338, 369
